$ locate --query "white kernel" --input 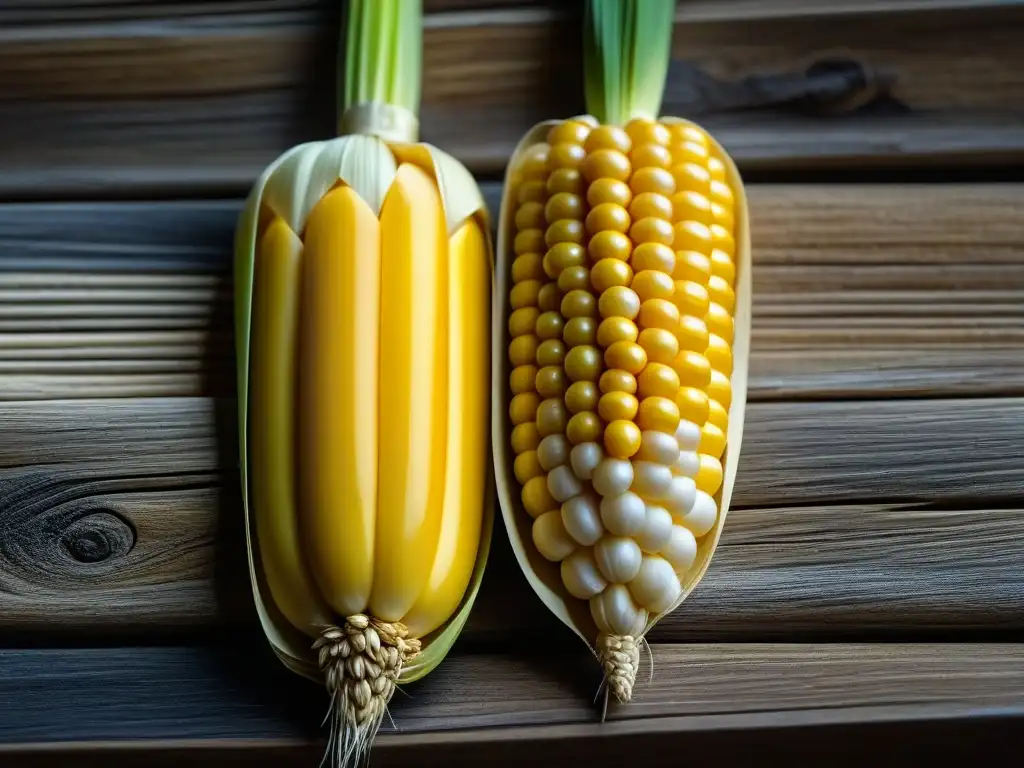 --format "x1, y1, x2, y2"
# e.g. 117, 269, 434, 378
591, 457, 634, 496
594, 536, 642, 583
599, 491, 647, 536
560, 548, 608, 600
635, 430, 680, 465
662, 525, 698, 574
570, 441, 604, 480
561, 492, 604, 546
547, 464, 583, 502
678, 489, 718, 537
663, 475, 697, 518
675, 419, 702, 451
630, 461, 673, 499
537, 434, 570, 471
532, 510, 577, 562
634, 504, 673, 553
628, 556, 682, 614
672, 449, 700, 477
591, 583, 647, 636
